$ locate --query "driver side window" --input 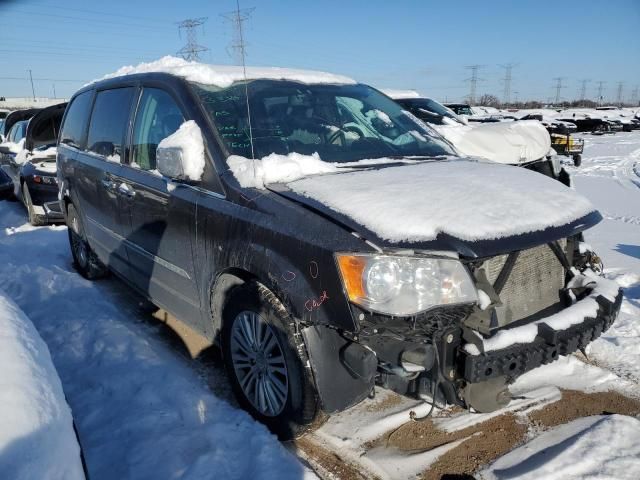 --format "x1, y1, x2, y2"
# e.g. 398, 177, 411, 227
132, 88, 184, 171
